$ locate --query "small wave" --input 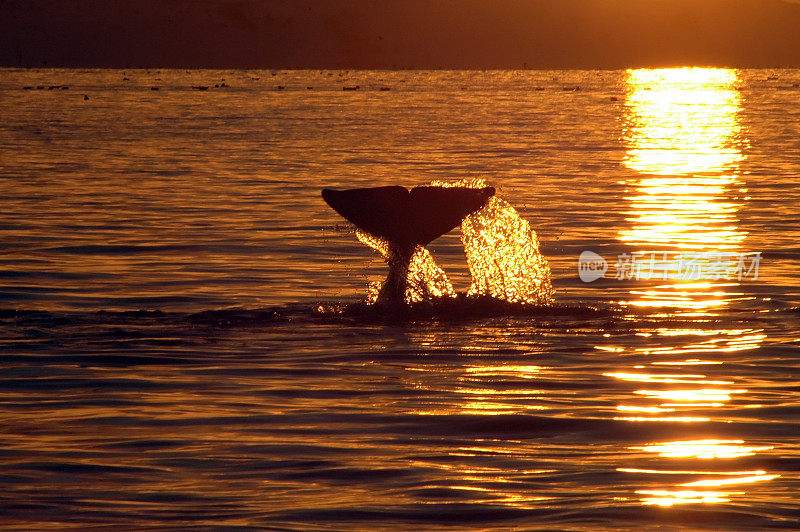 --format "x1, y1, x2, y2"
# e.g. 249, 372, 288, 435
0, 299, 616, 330
329, 294, 612, 323
41, 244, 258, 255
6, 297, 782, 332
